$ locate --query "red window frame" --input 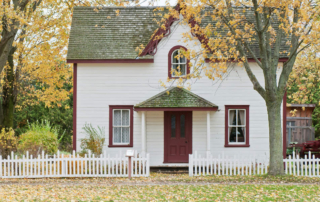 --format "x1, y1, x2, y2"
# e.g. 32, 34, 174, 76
168, 45, 190, 79
109, 105, 134, 147
225, 105, 250, 147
